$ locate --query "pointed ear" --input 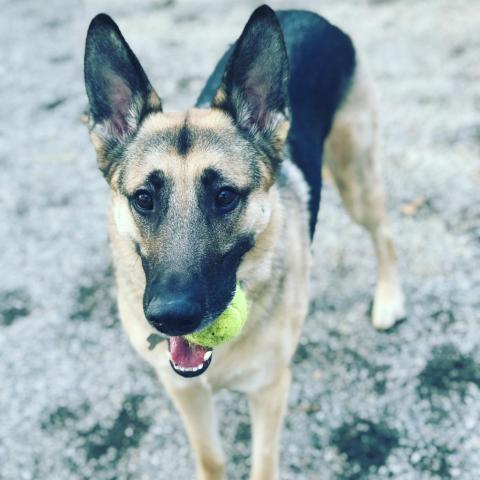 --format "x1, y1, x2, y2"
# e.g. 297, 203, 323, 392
84, 14, 161, 165
213, 5, 289, 153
